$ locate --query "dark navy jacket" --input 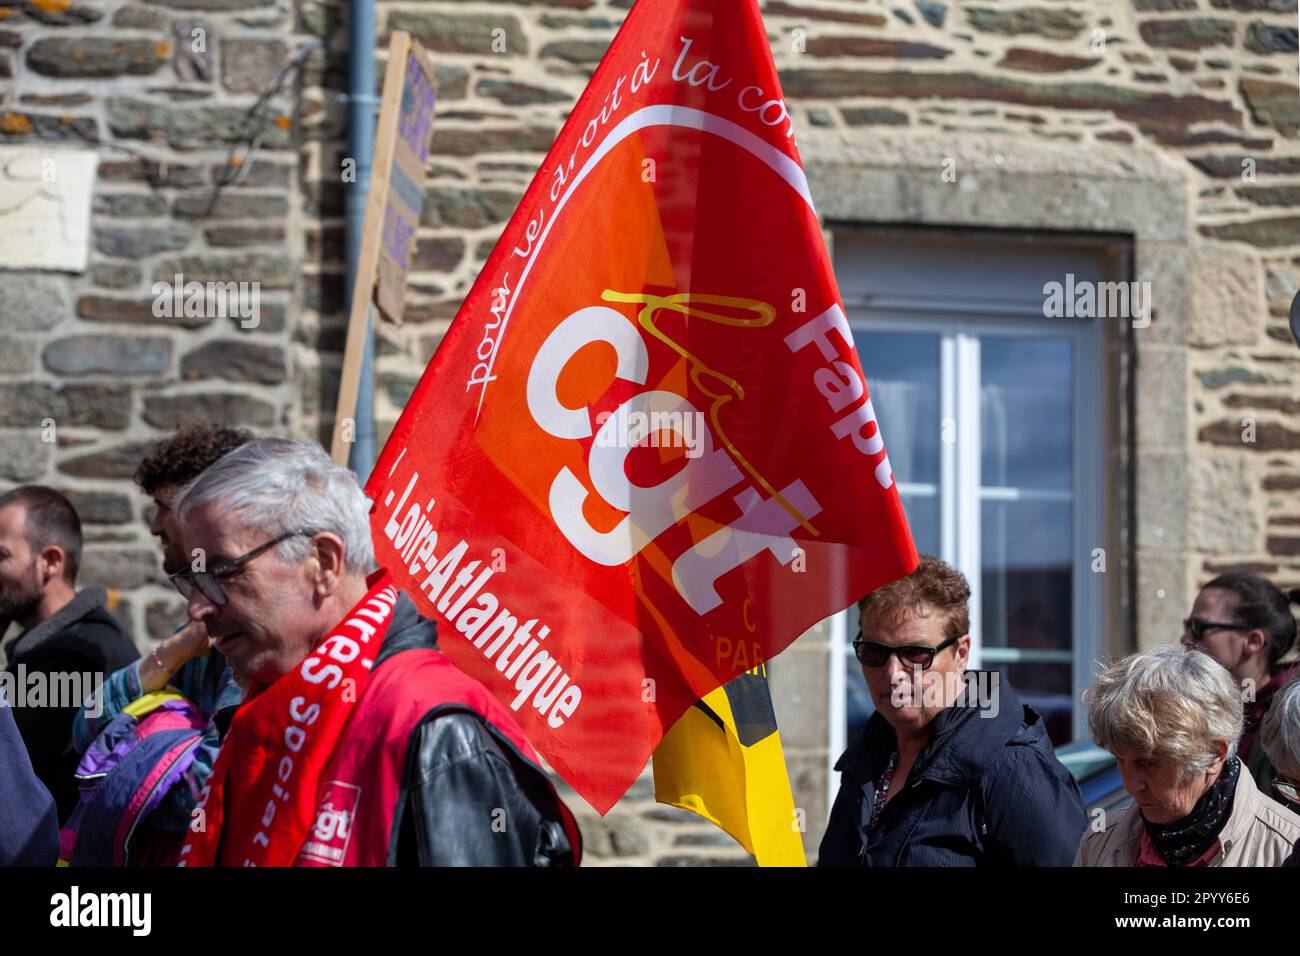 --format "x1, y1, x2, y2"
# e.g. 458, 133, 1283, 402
0, 690, 58, 866
818, 672, 1086, 867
